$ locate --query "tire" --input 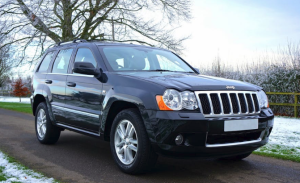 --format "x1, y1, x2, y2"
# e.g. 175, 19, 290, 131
110, 108, 158, 174
35, 102, 61, 144
219, 152, 252, 161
